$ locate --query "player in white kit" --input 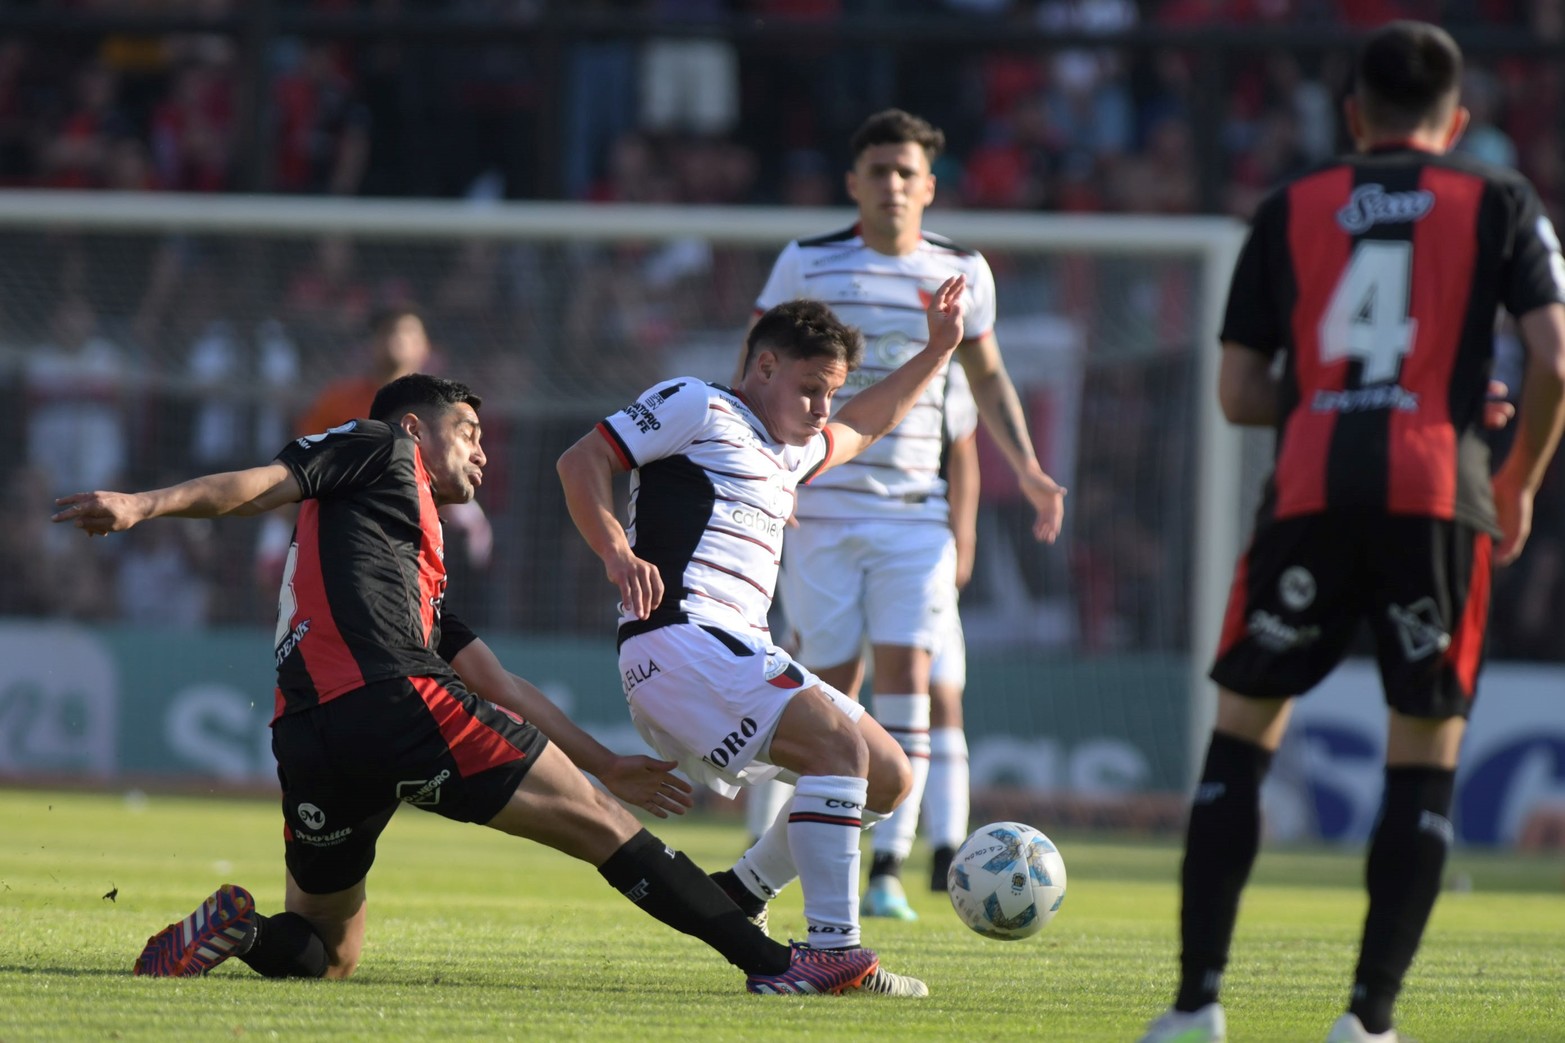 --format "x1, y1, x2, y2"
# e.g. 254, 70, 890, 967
558, 277, 970, 996
734, 109, 1067, 918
